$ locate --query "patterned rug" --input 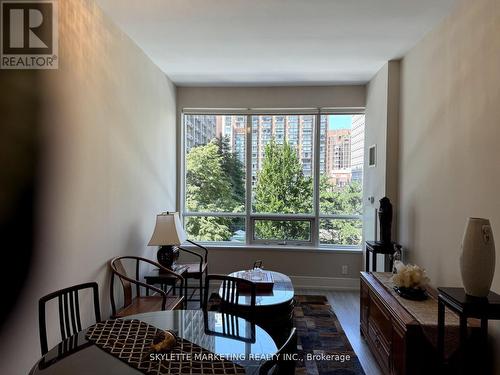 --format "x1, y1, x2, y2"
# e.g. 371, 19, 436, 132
294, 295, 365, 375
